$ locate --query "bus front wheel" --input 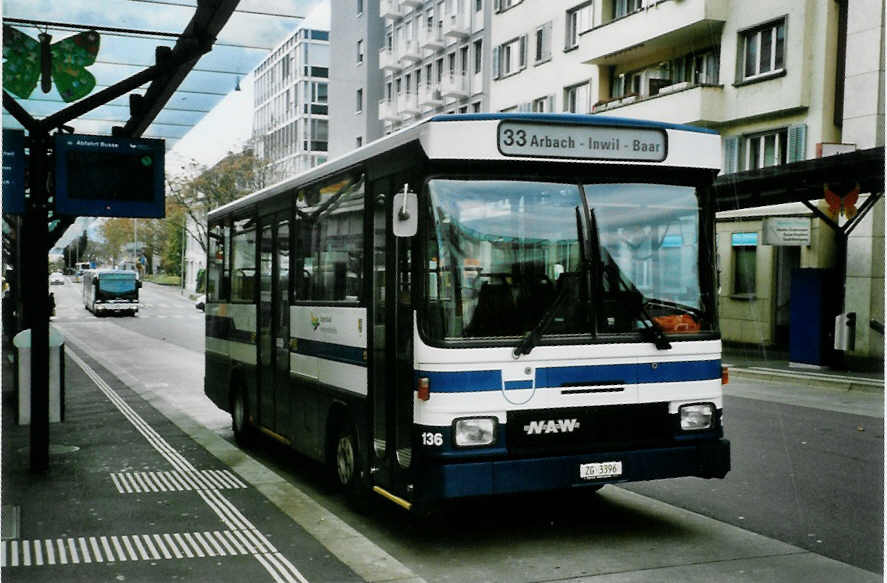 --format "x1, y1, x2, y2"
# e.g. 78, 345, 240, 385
334, 423, 368, 509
